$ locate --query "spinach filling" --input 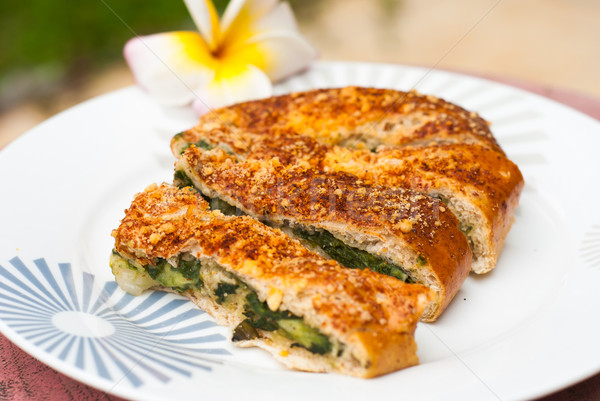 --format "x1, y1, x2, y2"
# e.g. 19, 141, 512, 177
177, 137, 237, 158
214, 282, 239, 304
130, 251, 333, 355
178, 139, 215, 155
114, 250, 333, 354
433, 194, 475, 250
292, 227, 414, 283
146, 257, 203, 291
205, 196, 243, 216
174, 170, 244, 216
459, 222, 474, 249
174, 169, 195, 188
233, 292, 333, 355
